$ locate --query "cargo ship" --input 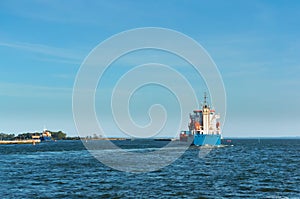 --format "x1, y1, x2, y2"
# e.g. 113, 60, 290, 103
180, 93, 221, 146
